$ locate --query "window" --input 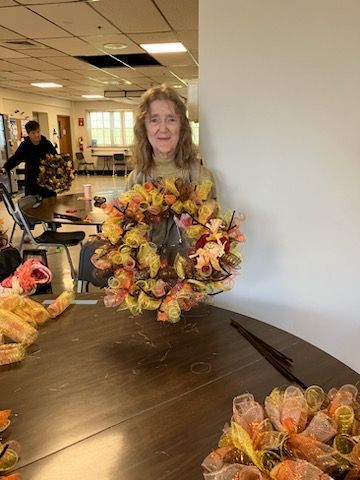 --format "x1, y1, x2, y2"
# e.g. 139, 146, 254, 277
88, 110, 134, 147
